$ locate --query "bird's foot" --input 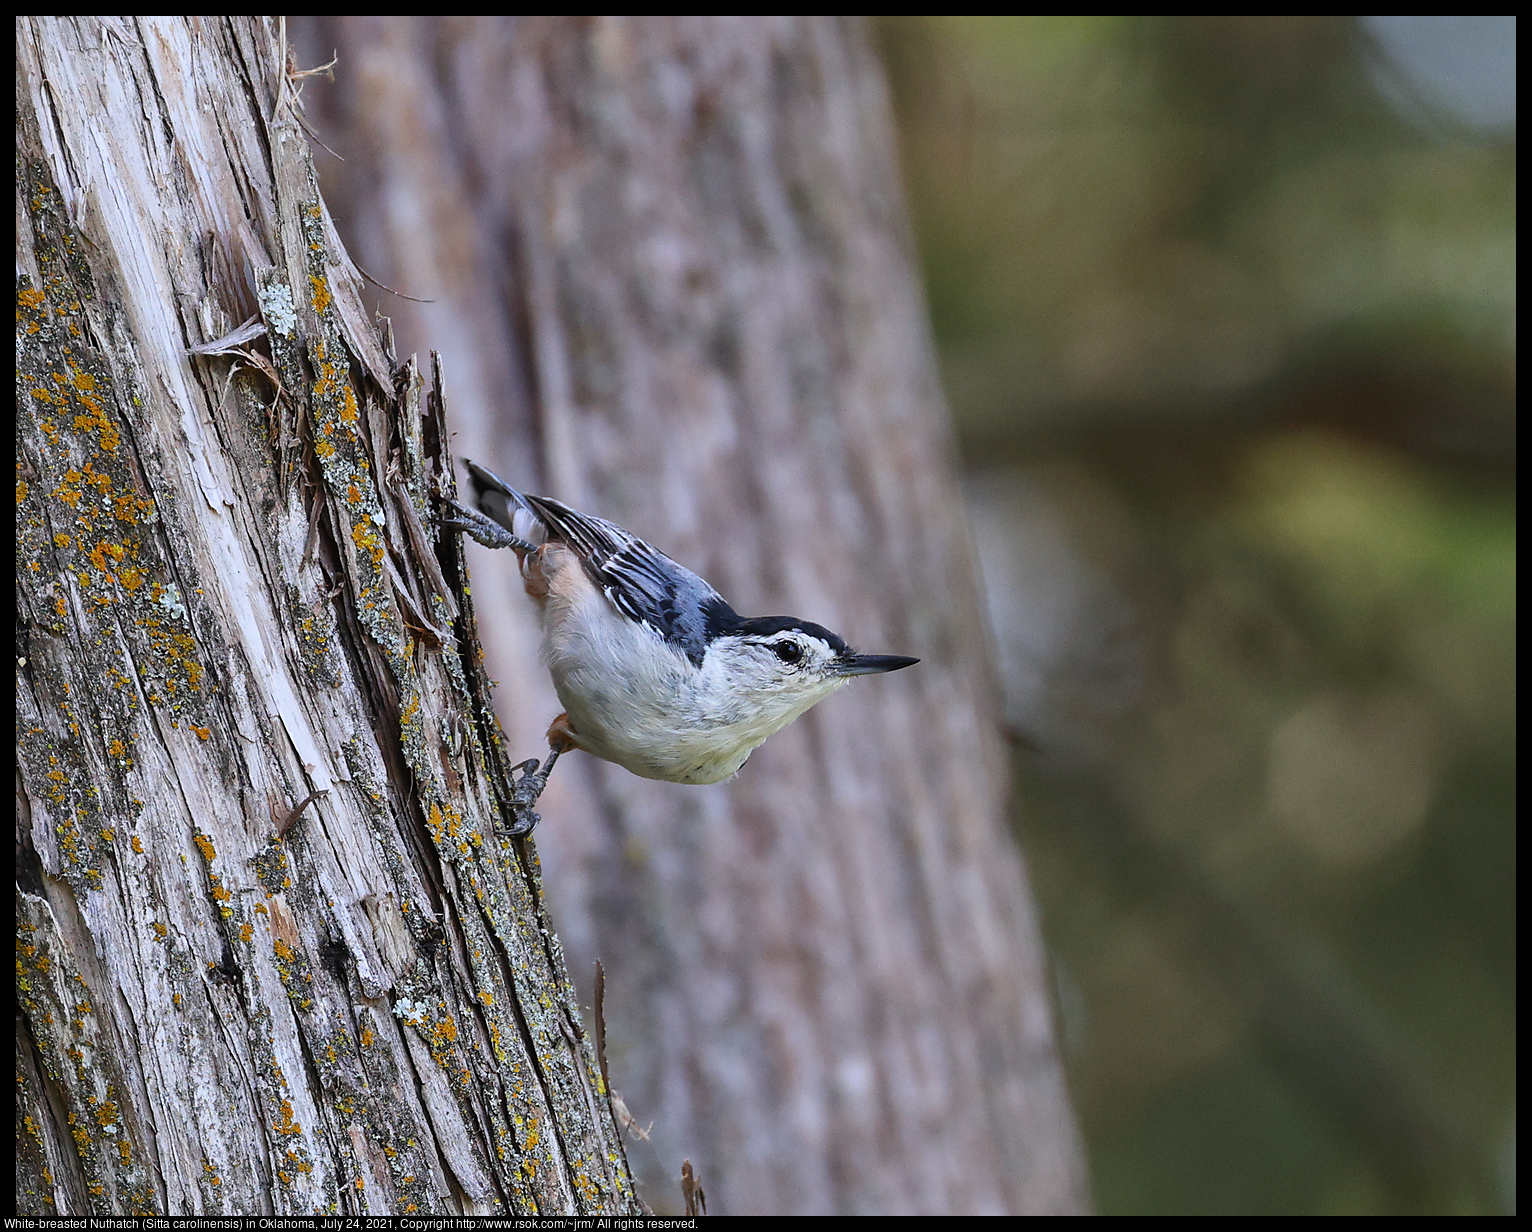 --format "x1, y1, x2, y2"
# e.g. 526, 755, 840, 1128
439, 498, 536, 554
505, 748, 561, 837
